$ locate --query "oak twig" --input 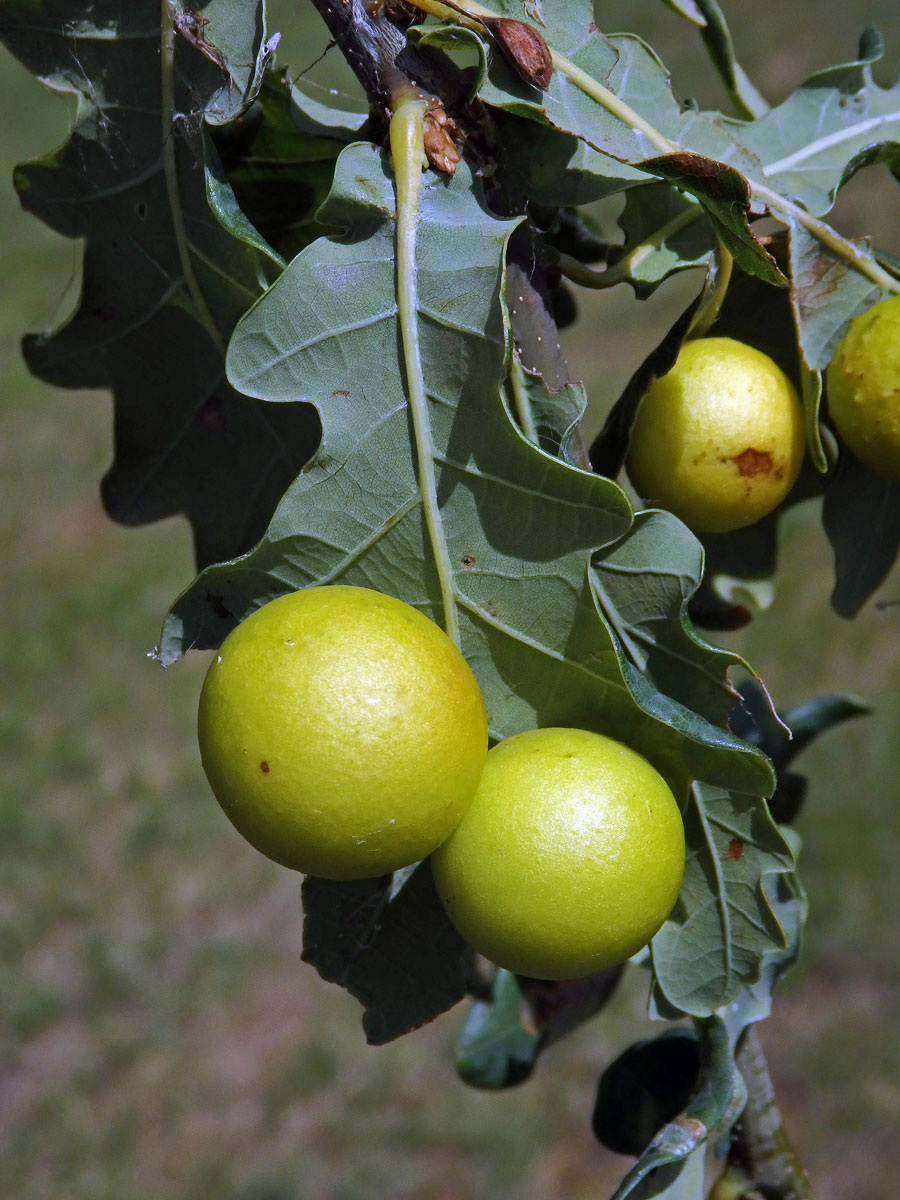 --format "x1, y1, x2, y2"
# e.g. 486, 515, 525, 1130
734, 1027, 815, 1200
307, 0, 468, 113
